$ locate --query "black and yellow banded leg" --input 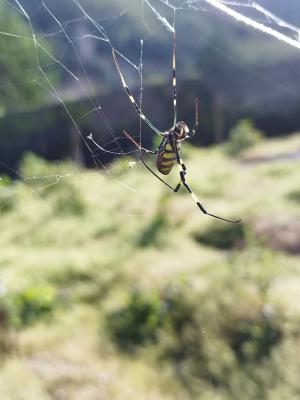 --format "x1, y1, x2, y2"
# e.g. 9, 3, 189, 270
172, 31, 177, 127
172, 141, 241, 224
112, 49, 162, 137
